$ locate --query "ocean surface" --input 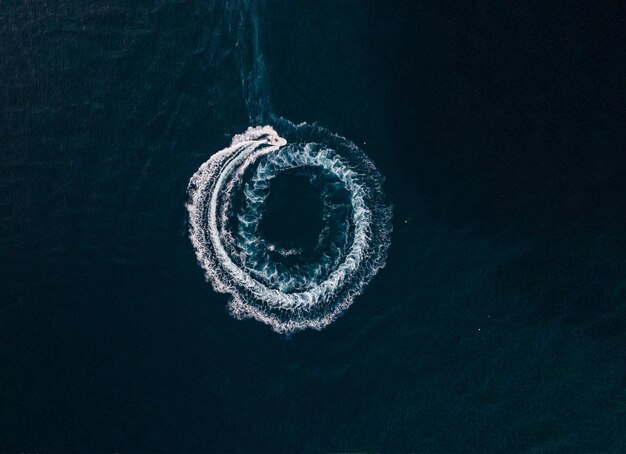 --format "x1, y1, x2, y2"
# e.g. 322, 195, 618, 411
1, 1, 626, 451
